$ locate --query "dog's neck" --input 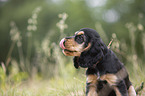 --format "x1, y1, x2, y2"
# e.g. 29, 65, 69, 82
92, 48, 108, 68
92, 57, 103, 68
